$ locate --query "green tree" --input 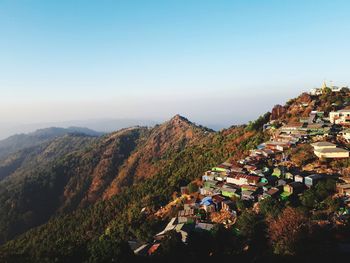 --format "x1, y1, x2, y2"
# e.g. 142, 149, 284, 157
88, 235, 134, 263
259, 197, 283, 218
246, 112, 271, 131
186, 230, 214, 259
268, 207, 310, 255
300, 189, 318, 208
155, 231, 187, 262
236, 199, 252, 211
323, 196, 341, 213
187, 182, 198, 193
236, 210, 261, 239
211, 225, 240, 257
